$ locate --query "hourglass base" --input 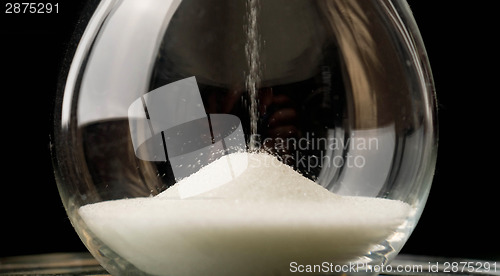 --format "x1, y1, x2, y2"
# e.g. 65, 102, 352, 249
75, 220, 414, 276
73, 153, 415, 276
